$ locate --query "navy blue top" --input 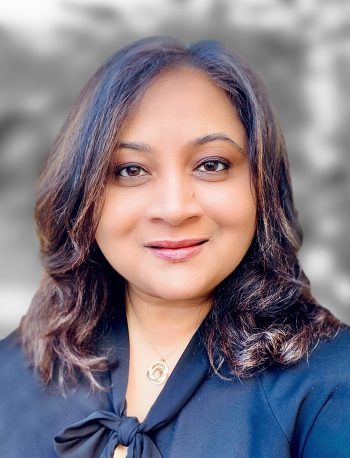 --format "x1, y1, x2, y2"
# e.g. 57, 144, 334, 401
1, 304, 350, 458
